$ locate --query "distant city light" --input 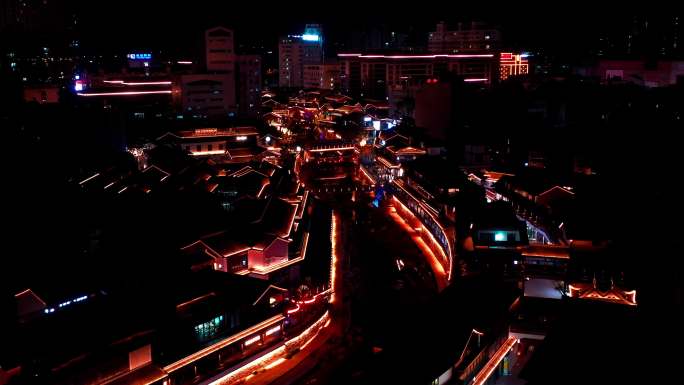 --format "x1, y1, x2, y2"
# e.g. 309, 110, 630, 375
77, 90, 172, 97
177, 61, 193, 65
338, 53, 494, 59
301, 34, 320, 42
236, 136, 248, 141
103, 80, 172, 85
364, 116, 372, 122
265, 136, 271, 143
